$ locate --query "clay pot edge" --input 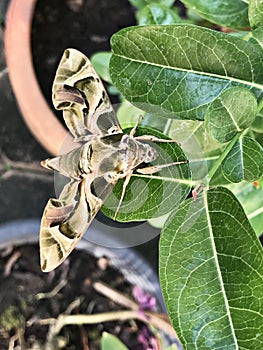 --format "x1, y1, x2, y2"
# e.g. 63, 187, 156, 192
4, 0, 68, 156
